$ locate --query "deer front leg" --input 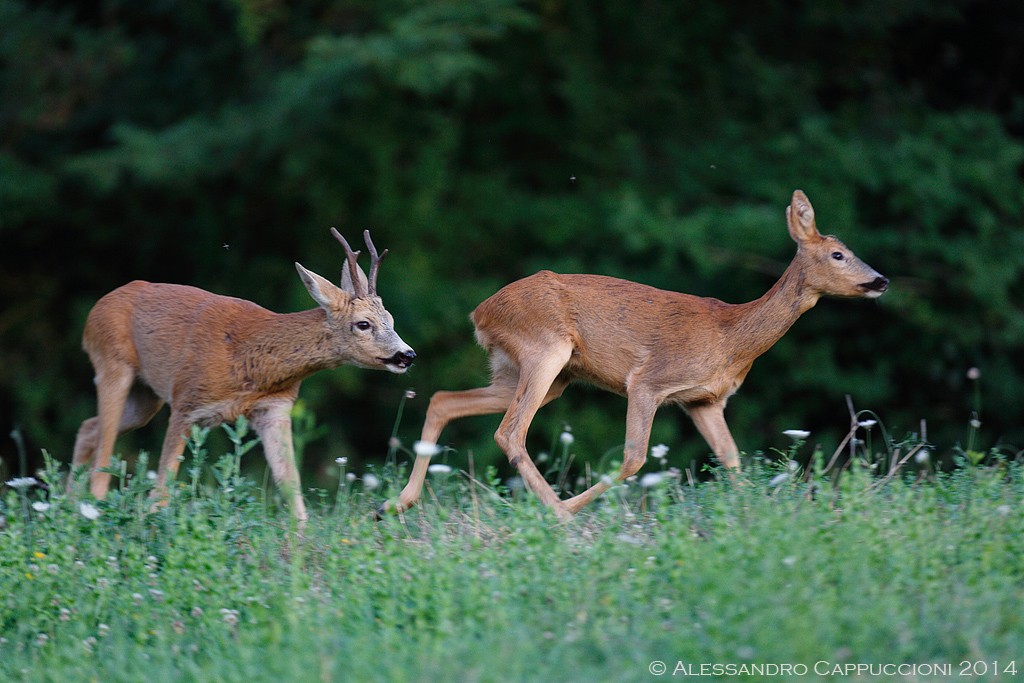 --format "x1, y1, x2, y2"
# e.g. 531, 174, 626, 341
686, 401, 741, 469
563, 389, 658, 514
251, 400, 308, 529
